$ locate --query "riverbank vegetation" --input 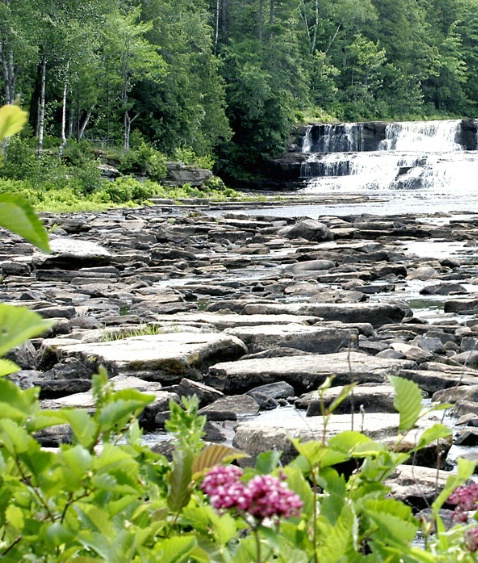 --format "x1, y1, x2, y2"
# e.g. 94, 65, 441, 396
0, 0, 477, 186
3, 106, 478, 562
